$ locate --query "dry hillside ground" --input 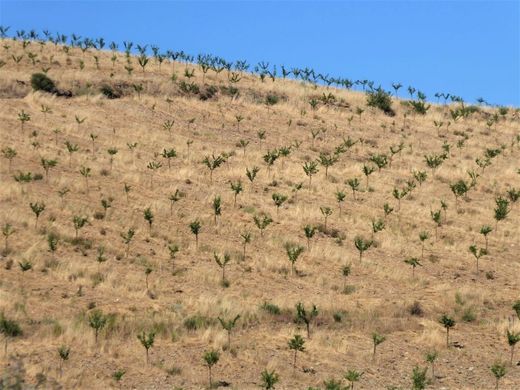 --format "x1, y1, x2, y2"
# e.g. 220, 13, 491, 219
0, 39, 519, 389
